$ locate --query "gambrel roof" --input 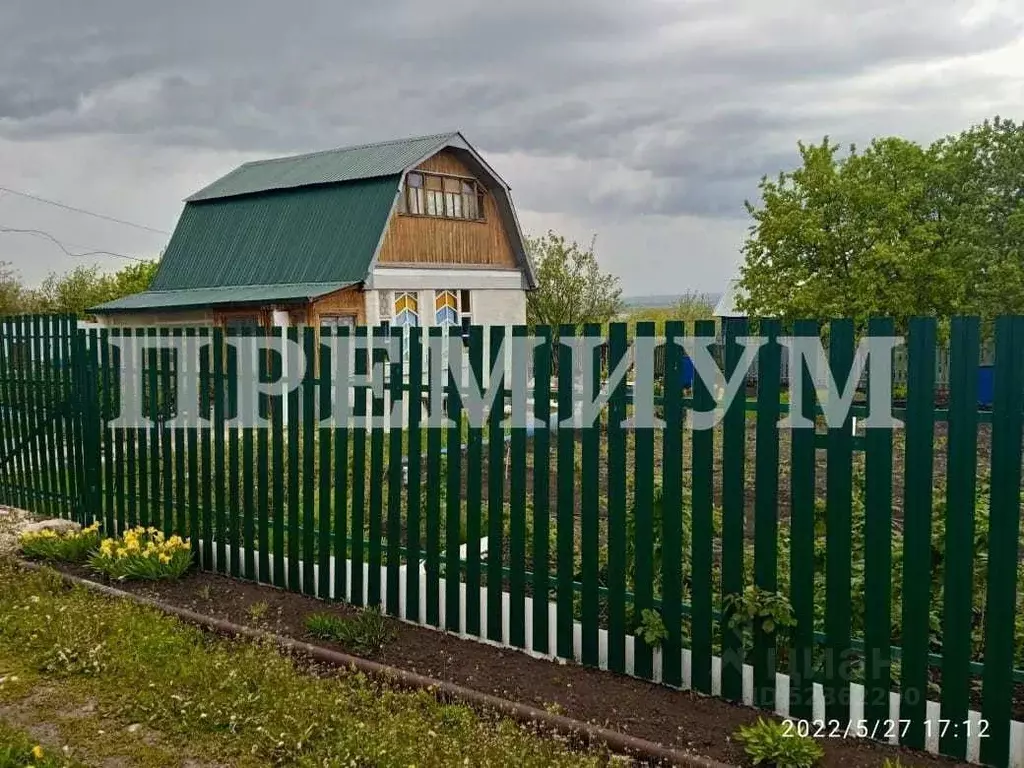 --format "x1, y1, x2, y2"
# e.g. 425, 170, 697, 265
91, 132, 534, 313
